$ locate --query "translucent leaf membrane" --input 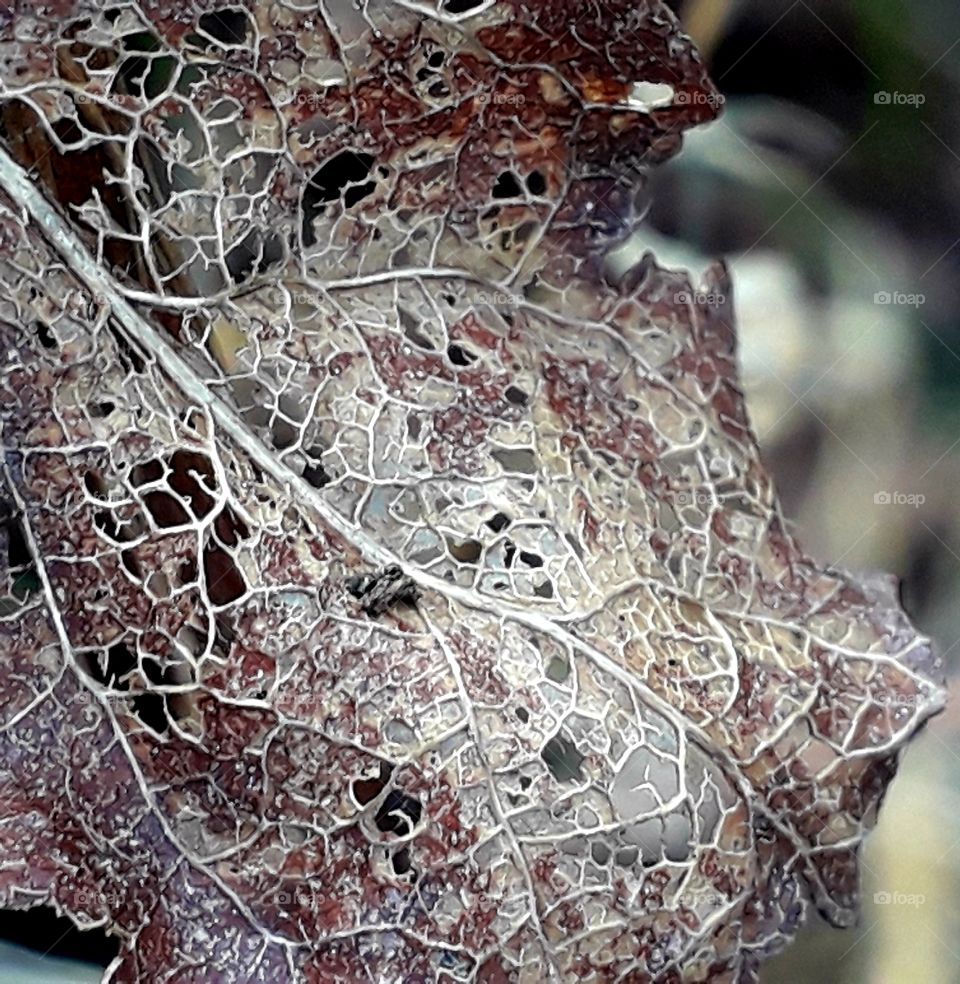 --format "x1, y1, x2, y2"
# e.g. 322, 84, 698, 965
0, 2, 945, 982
